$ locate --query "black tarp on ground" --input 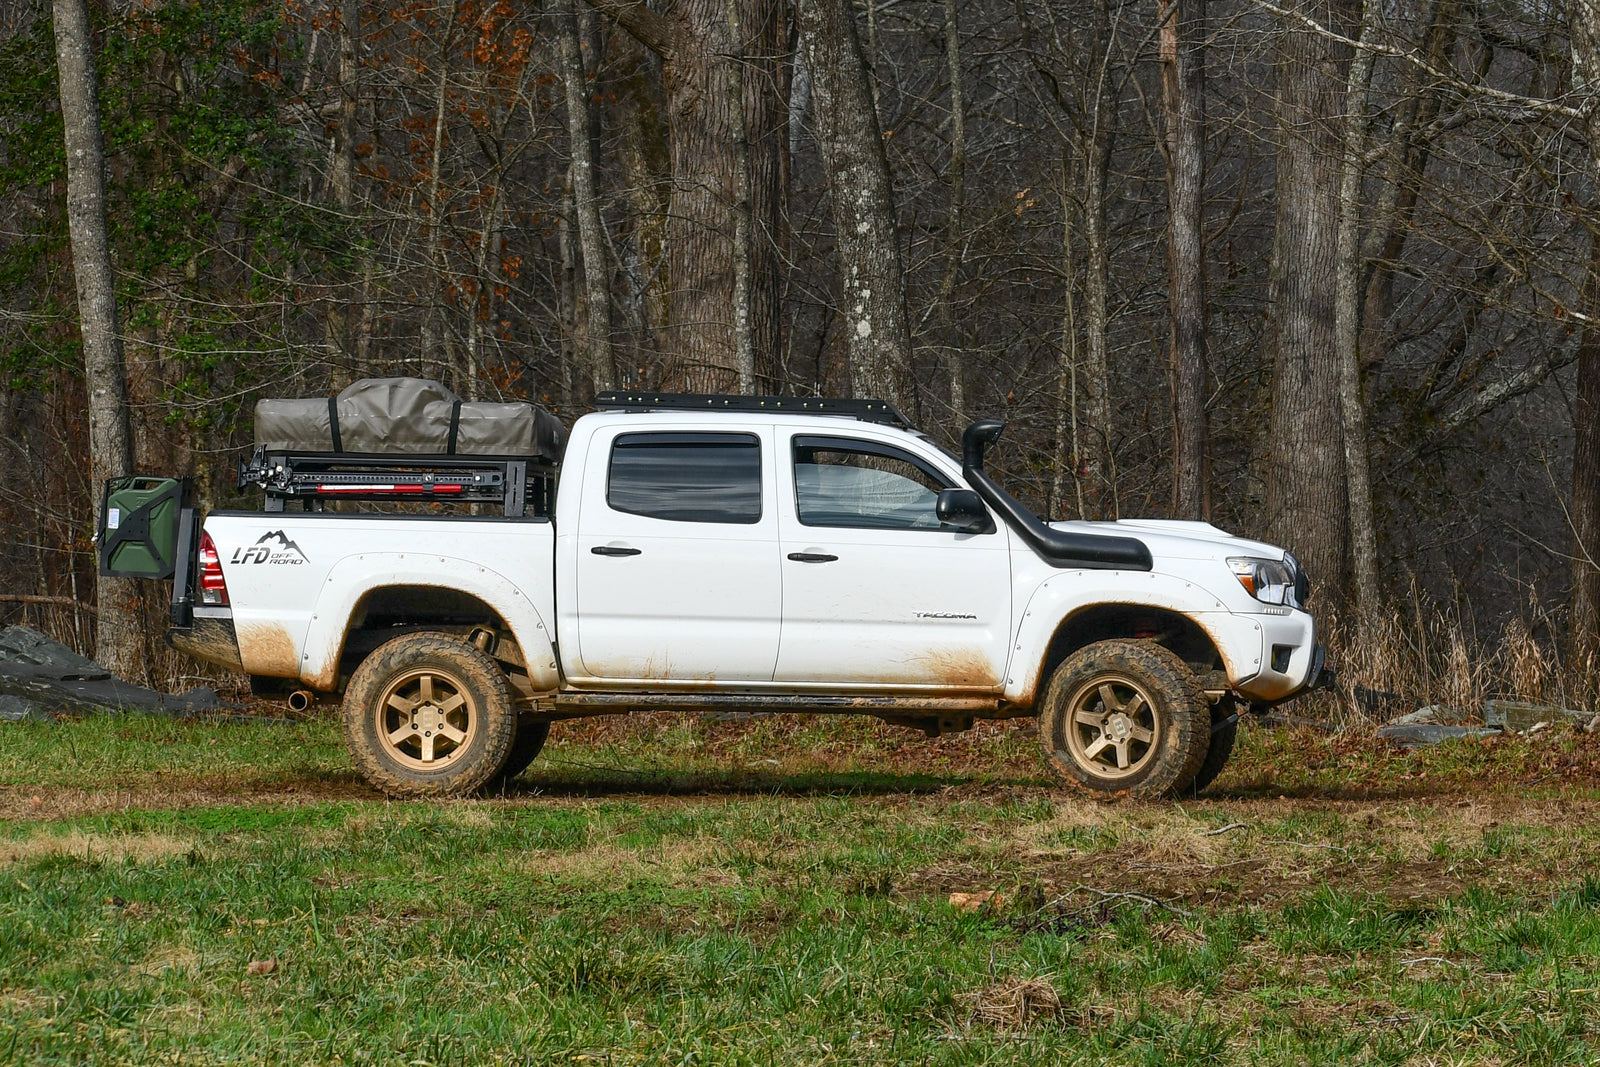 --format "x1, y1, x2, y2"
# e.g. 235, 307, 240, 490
0, 626, 248, 723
